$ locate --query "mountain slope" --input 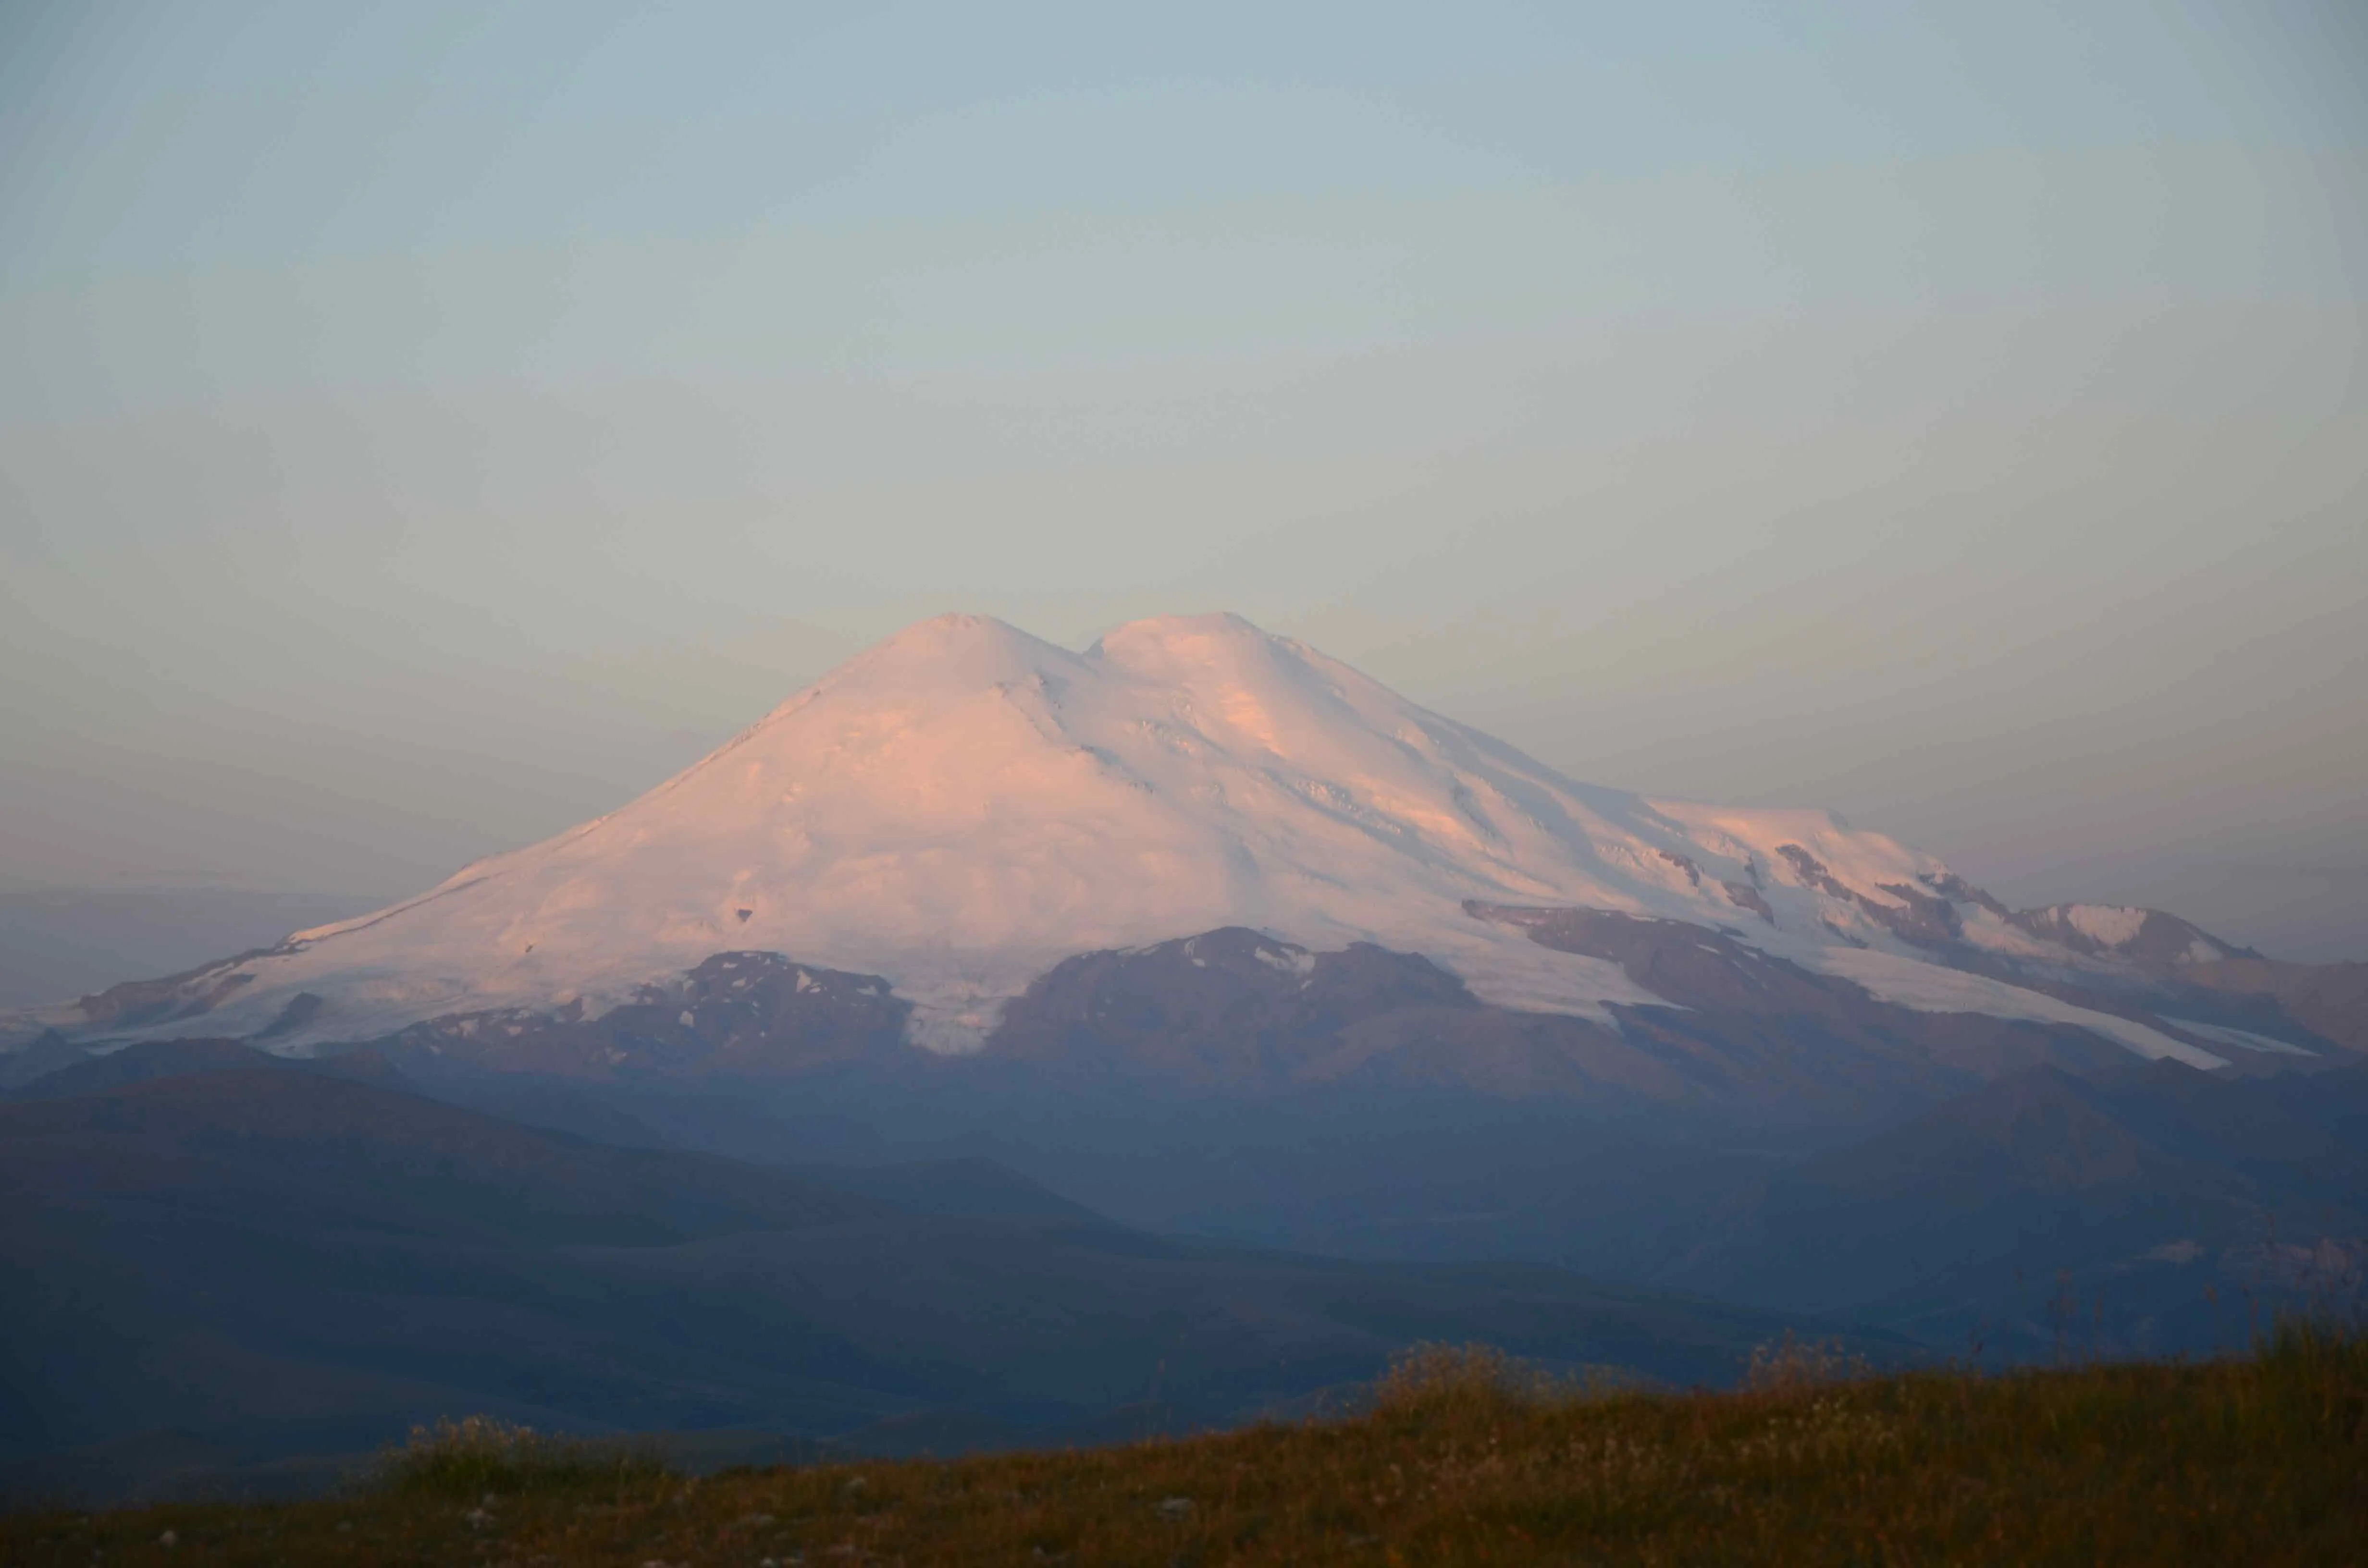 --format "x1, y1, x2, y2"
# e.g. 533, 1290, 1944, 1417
3, 613, 2343, 1095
